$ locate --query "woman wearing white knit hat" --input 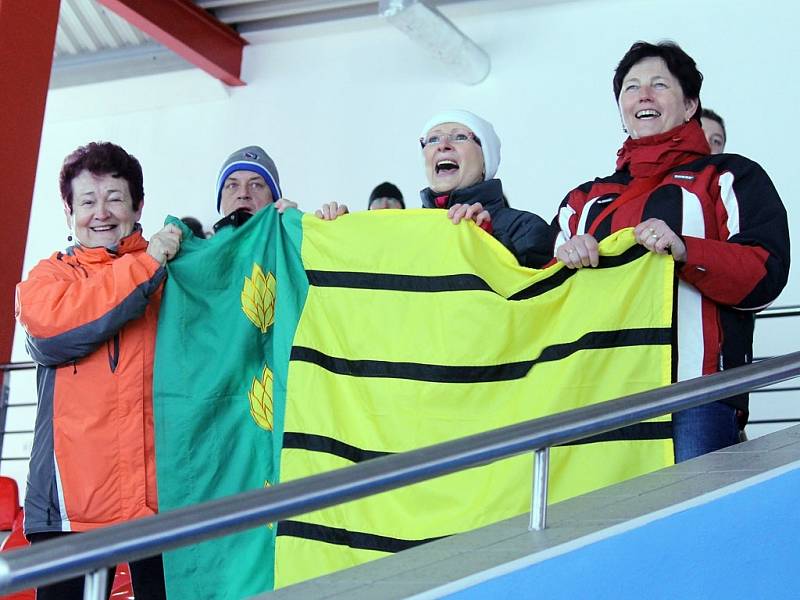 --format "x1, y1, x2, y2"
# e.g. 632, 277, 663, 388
316, 110, 554, 267
418, 109, 553, 268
